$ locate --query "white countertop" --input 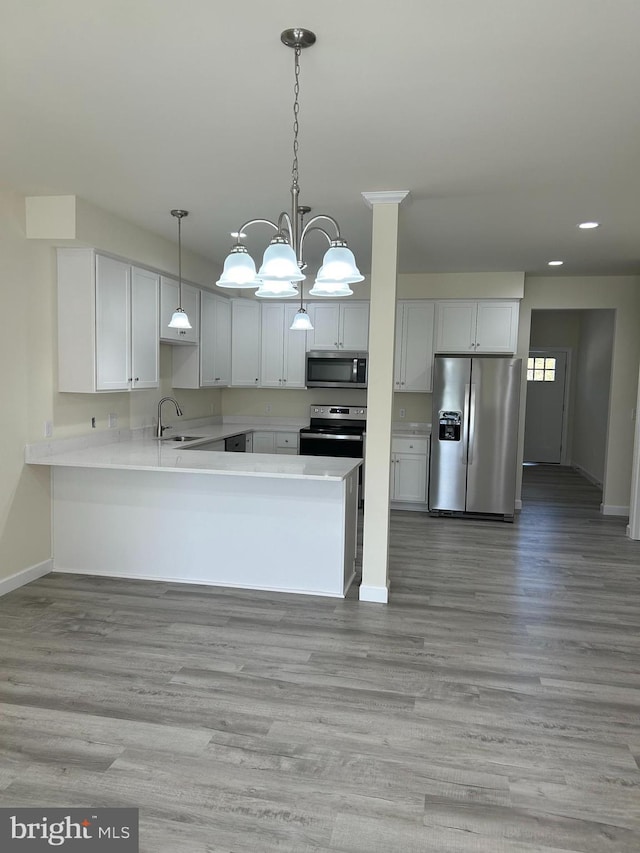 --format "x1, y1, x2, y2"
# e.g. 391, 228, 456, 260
26, 425, 361, 482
